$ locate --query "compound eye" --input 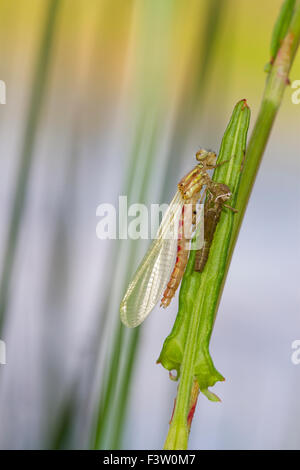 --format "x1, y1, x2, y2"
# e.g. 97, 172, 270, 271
195, 149, 208, 161
206, 152, 217, 165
